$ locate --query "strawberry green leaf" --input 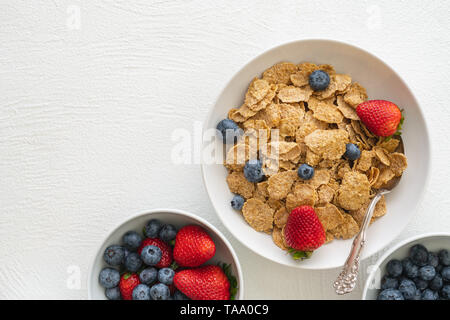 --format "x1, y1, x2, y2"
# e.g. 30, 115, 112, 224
218, 262, 238, 300
288, 248, 313, 260
170, 261, 179, 270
